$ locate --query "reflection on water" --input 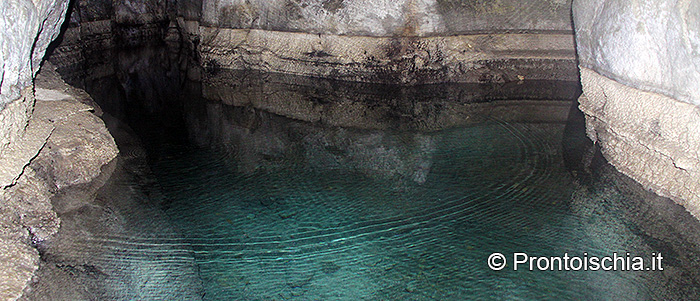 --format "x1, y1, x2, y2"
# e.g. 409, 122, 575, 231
202, 70, 580, 131
156, 99, 579, 299
25, 121, 203, 299
52, 68, 700, 299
